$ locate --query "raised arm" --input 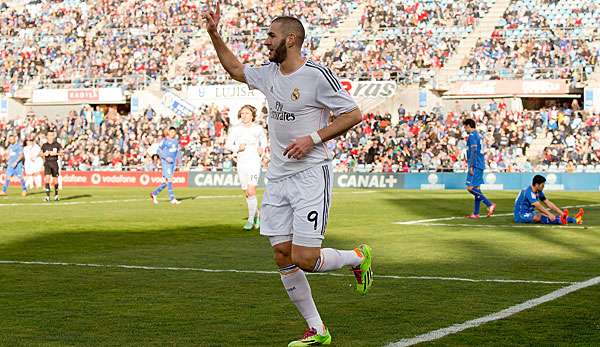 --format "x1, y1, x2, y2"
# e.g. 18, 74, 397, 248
202, 1, 246, 83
